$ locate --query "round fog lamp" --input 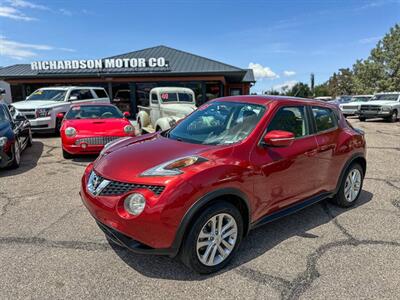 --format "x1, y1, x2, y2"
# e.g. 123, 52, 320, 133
124, 193, 146, 215
81, 143, 88, 149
